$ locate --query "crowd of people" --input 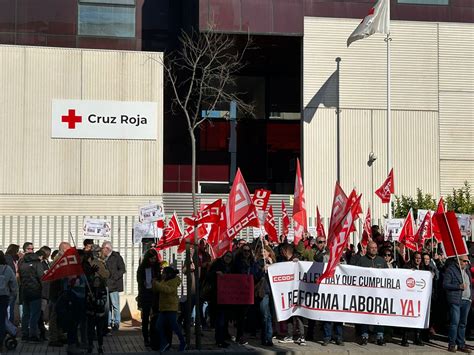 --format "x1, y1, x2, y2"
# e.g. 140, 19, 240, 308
0, 239, 126, 354
0, 227, 472, 354
136, 226, 474, 353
